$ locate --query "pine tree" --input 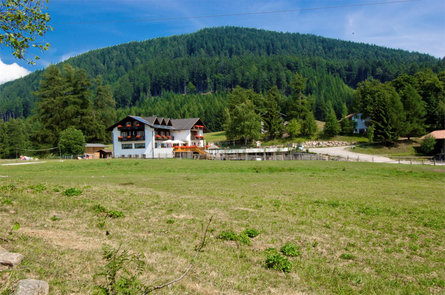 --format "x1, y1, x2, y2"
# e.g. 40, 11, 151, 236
286, 119, 301, 138
340, 103, 354, 135
263, 86, 283, 139
398, 85, 426, 139
94, 76, 117, 142
301, 111, 317, 137
34, 65, 104, 145
287, 73, 309, 120
224, 86, 261, 144
34, 65, 66, 145
323, 106, 340, 138
355, 80, 404, 144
